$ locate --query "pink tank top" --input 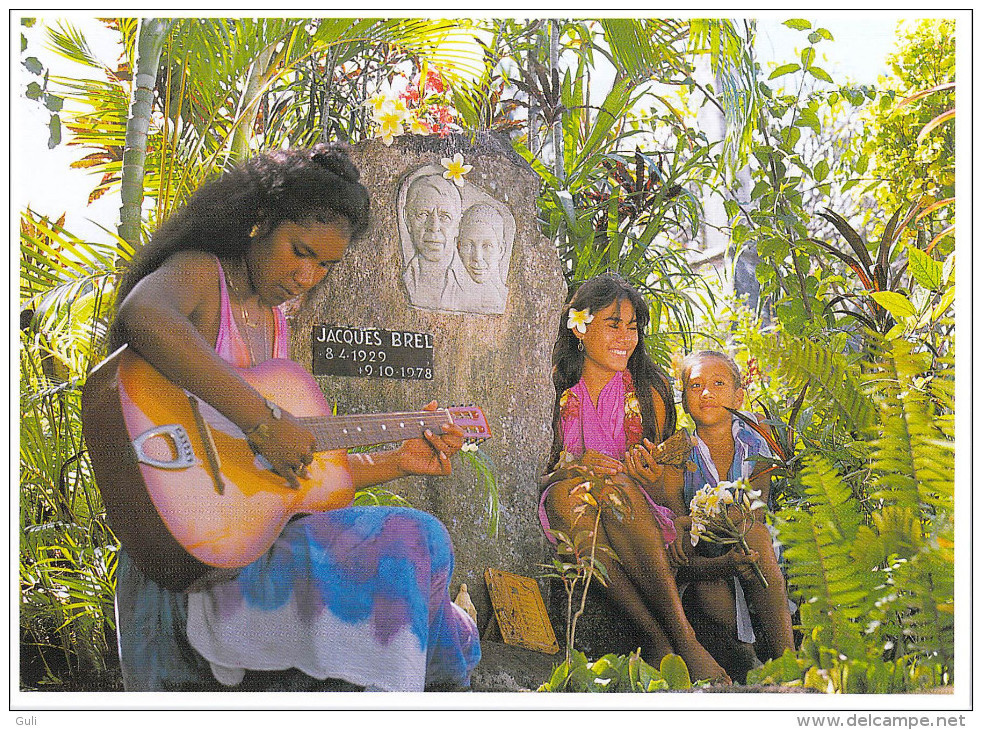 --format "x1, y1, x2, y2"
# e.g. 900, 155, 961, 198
214, 257, 290, 367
